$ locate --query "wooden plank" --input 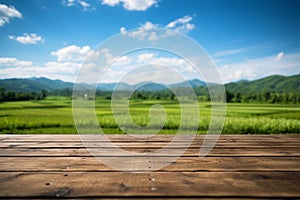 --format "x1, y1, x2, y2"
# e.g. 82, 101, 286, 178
1, 134, 299, 142
0, 199, 274, 200
1, 141, 299, 148
0, 147, 299, 157
1, 139, 299, 143
0, 199, 273, 200
0, 157, 299, 172
0, 134, 299, 199
0, 172, 298, 197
